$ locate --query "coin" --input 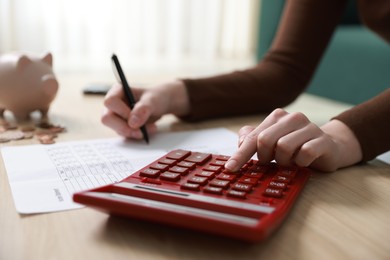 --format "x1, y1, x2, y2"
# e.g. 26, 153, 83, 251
0, 119, 67, 145
0, 130, 25, 141
20, 126, 36, 132
36, 122, 53, 129
38, 134, 55, 144
0, 137, 10, 143
23, 132, 34, 139
48, 125, 66, 134
0, 126, 8, 133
